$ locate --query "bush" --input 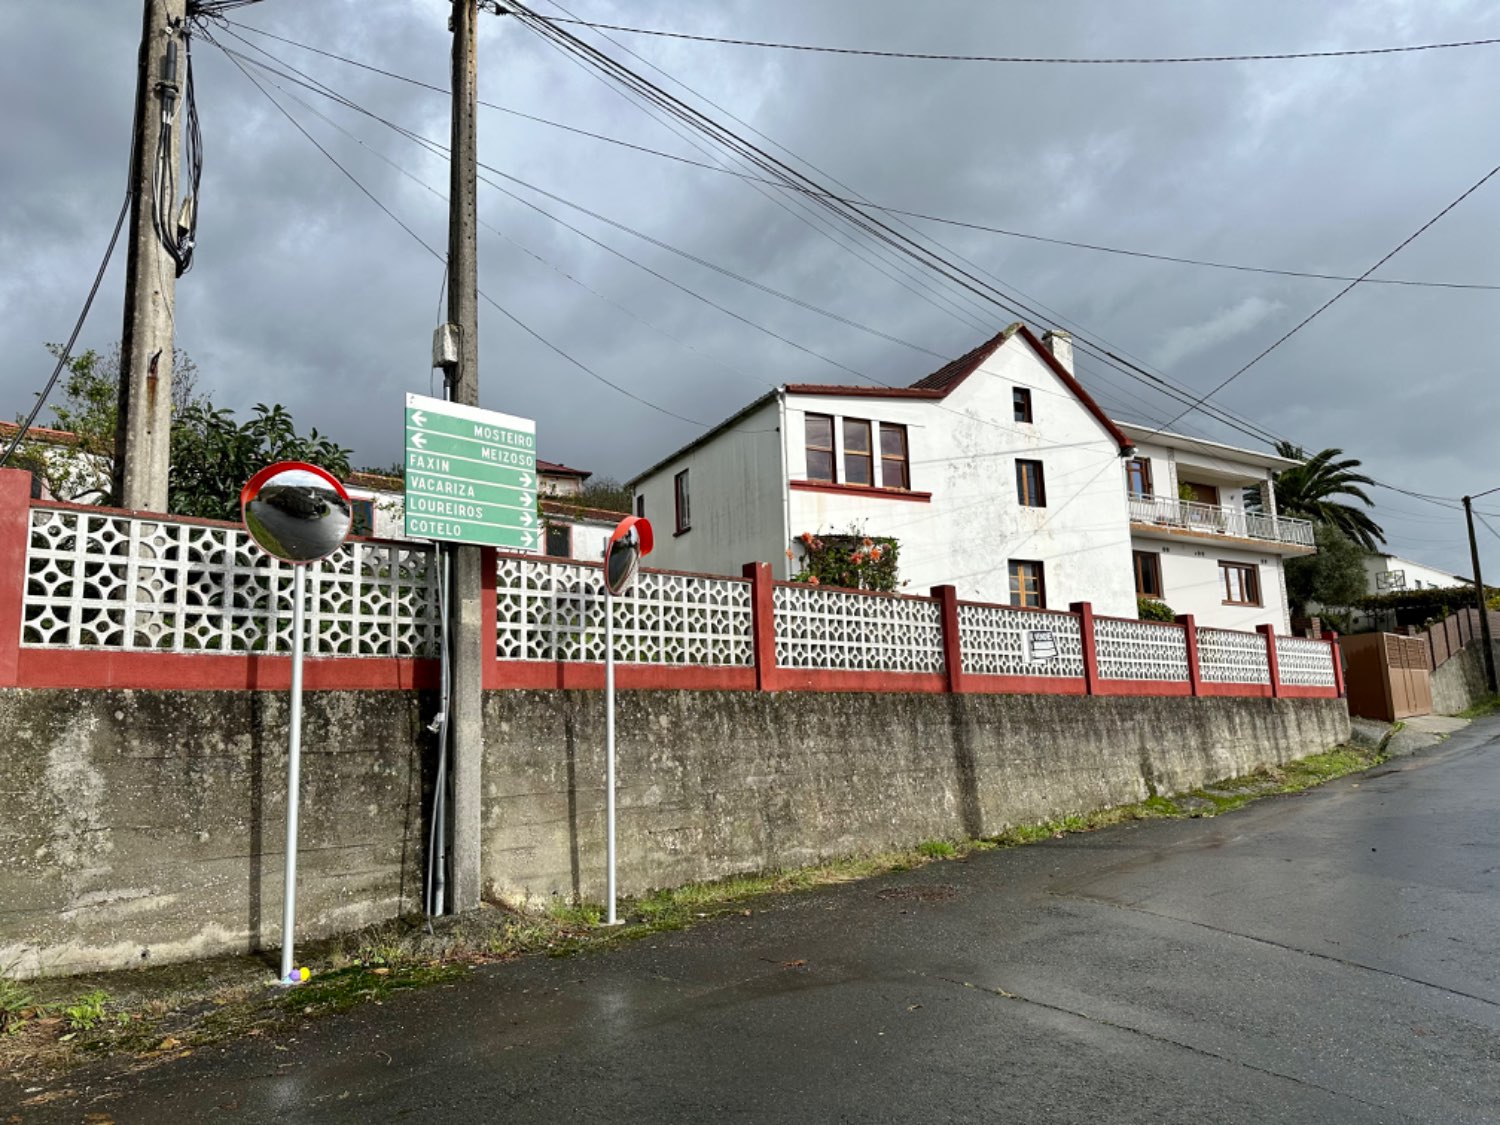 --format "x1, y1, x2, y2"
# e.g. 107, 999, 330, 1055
790, 528, 900, 591
1137, 597, 1176, 622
